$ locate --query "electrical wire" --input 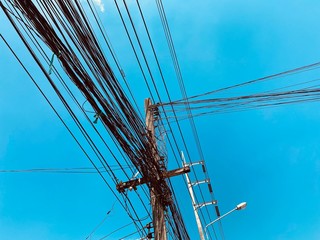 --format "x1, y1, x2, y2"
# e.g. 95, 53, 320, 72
85, 201, 117, 240
99, 222, 134, 240
2, 1, 191, 238
0, 167, 133, 174
0, 5, 148, 235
